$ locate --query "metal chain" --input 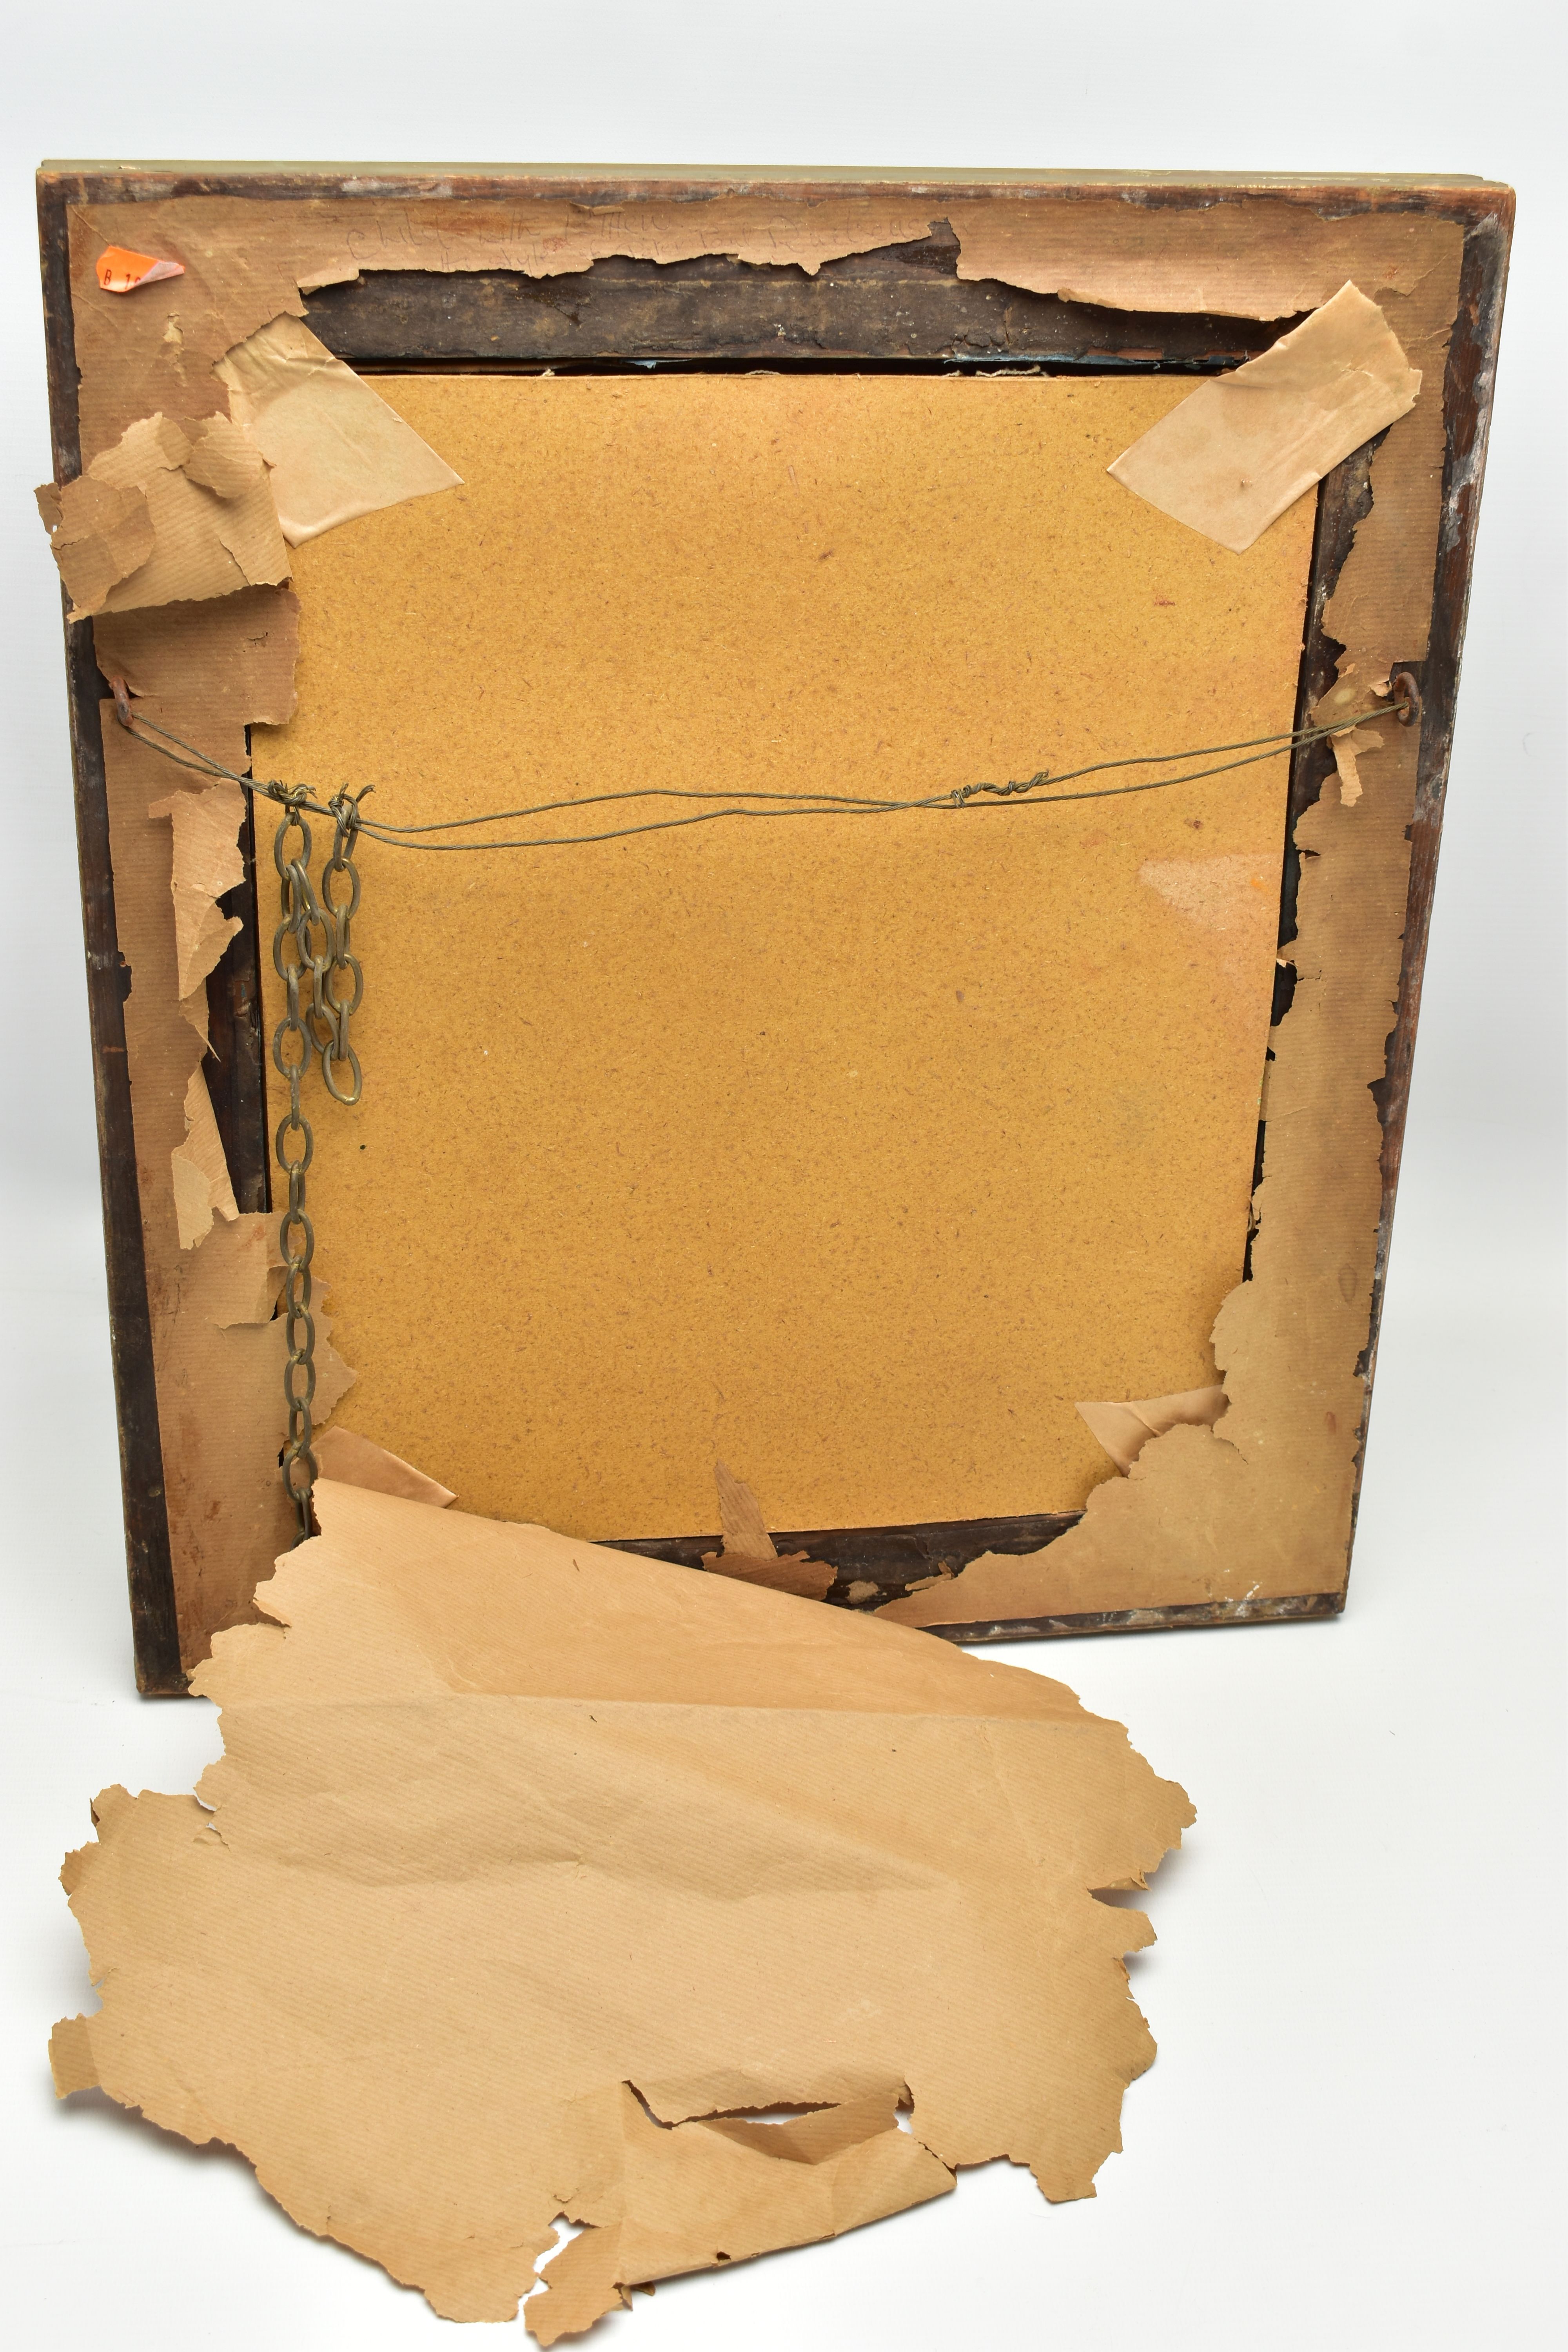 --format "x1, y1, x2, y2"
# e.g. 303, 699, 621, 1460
270, 784, 366, 1538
